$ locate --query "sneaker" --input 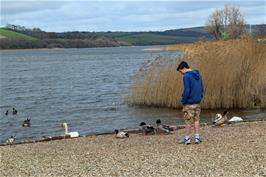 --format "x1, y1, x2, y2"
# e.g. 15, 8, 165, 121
195, 137, 202, 144
180, 137, 191, 145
